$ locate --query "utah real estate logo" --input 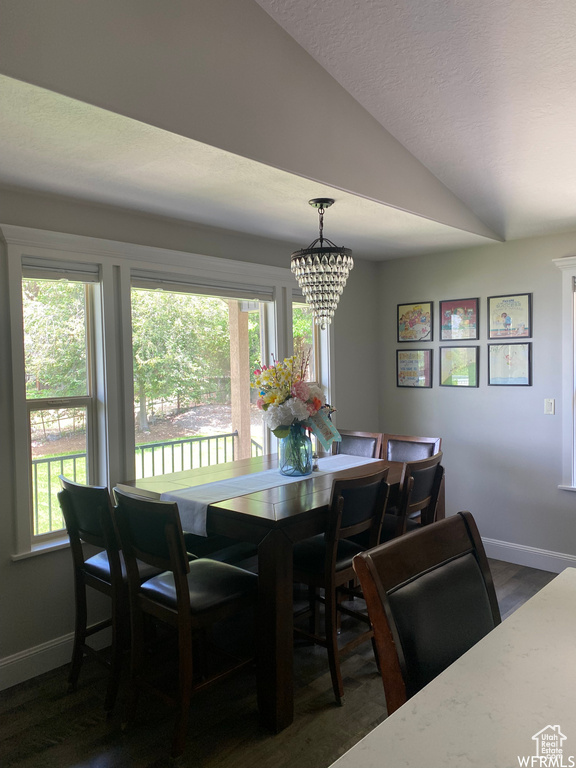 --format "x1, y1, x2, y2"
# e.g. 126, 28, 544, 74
518, 725, 575, 767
